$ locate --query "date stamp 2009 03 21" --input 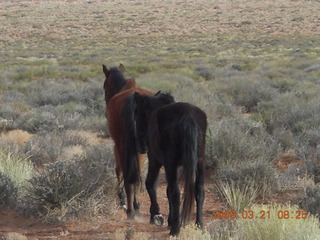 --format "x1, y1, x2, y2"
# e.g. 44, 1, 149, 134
212, 210, 308, 220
